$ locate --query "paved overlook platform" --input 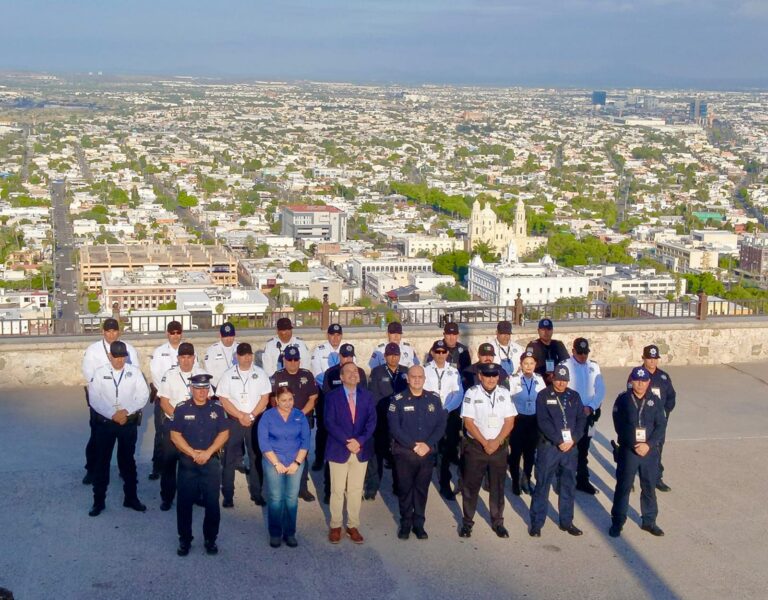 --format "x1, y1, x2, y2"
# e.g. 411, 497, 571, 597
1, 363, 767, 600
